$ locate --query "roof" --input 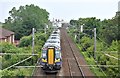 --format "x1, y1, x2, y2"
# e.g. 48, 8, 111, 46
0, 34, 6, 39
0, 27, 14, 39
